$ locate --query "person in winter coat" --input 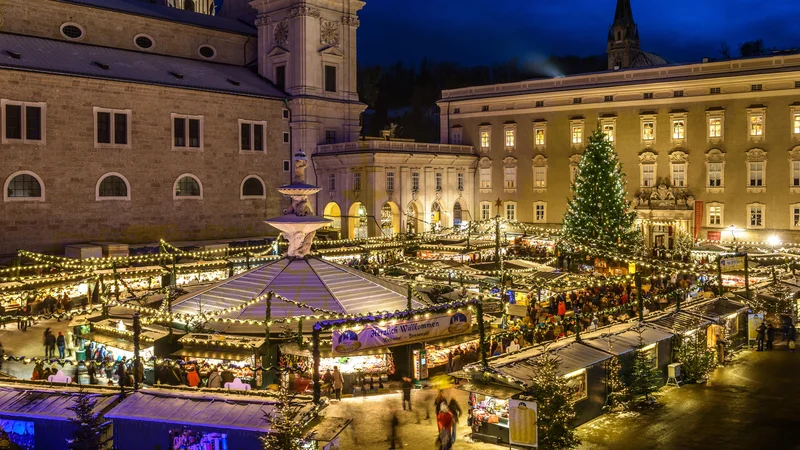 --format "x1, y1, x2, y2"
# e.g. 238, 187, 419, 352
448, 398, 462, 444
168, 365, 182, 386
31, 362, 43, 381
332, 366, 344, 401
557, 300, 567, 319
116, 361, 128, 387
186, 367, 201, 387
44, 330, 56, 359
56, 332, 66, 359
221, 367, 235, 384
434, 390, 447, 417
756, 322, 766, 351
207, 367, 222, 388
767, 323, 776, 351
87, 362, 97, 385
323, 369, 334, 396
437, 404, 453, 450
65, 332, 76, 358
401, 376, 413, 411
